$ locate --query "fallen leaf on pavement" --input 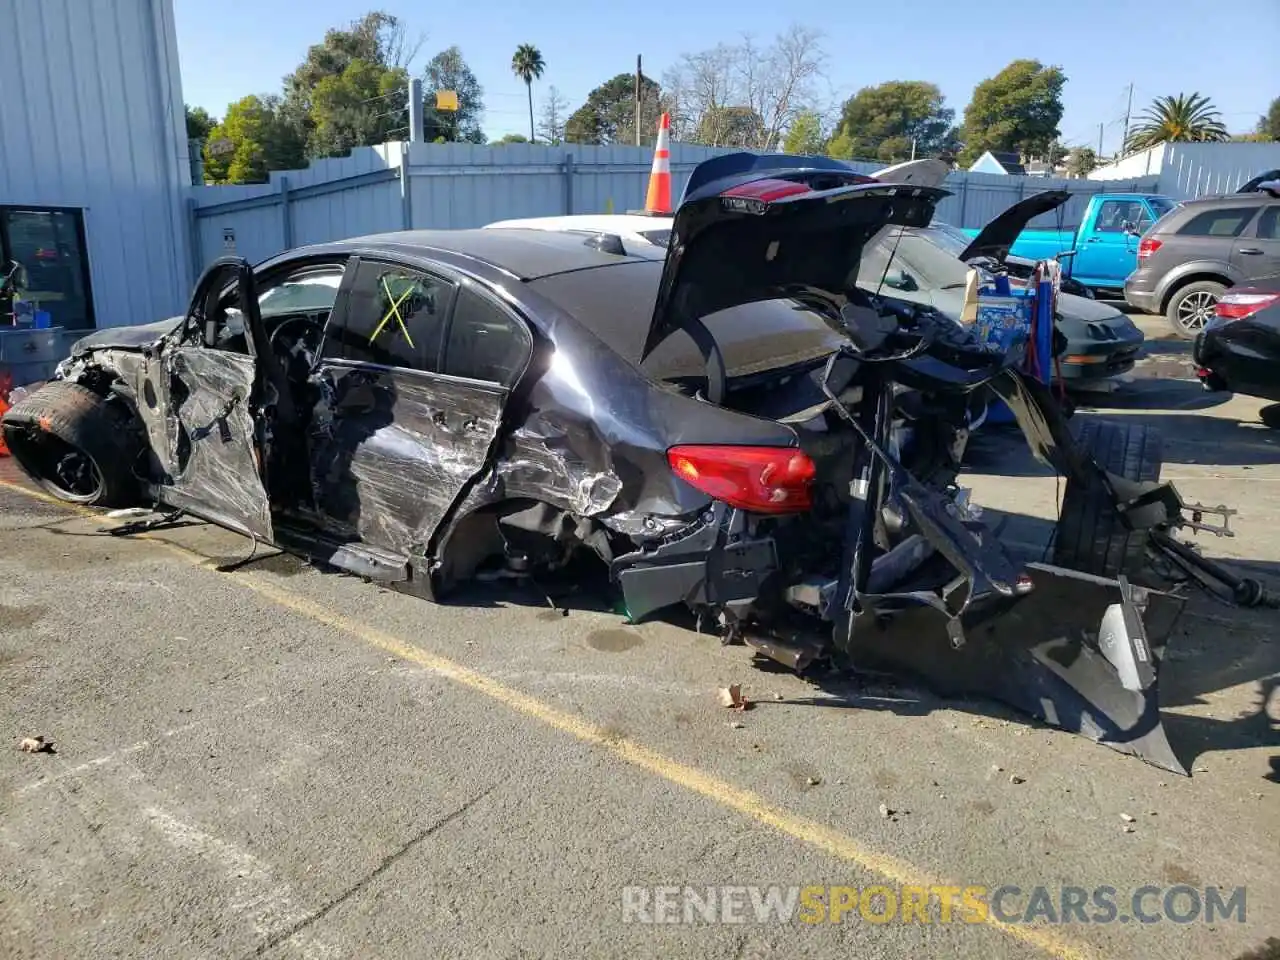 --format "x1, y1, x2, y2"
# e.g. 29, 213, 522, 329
718, 684, 751, 710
